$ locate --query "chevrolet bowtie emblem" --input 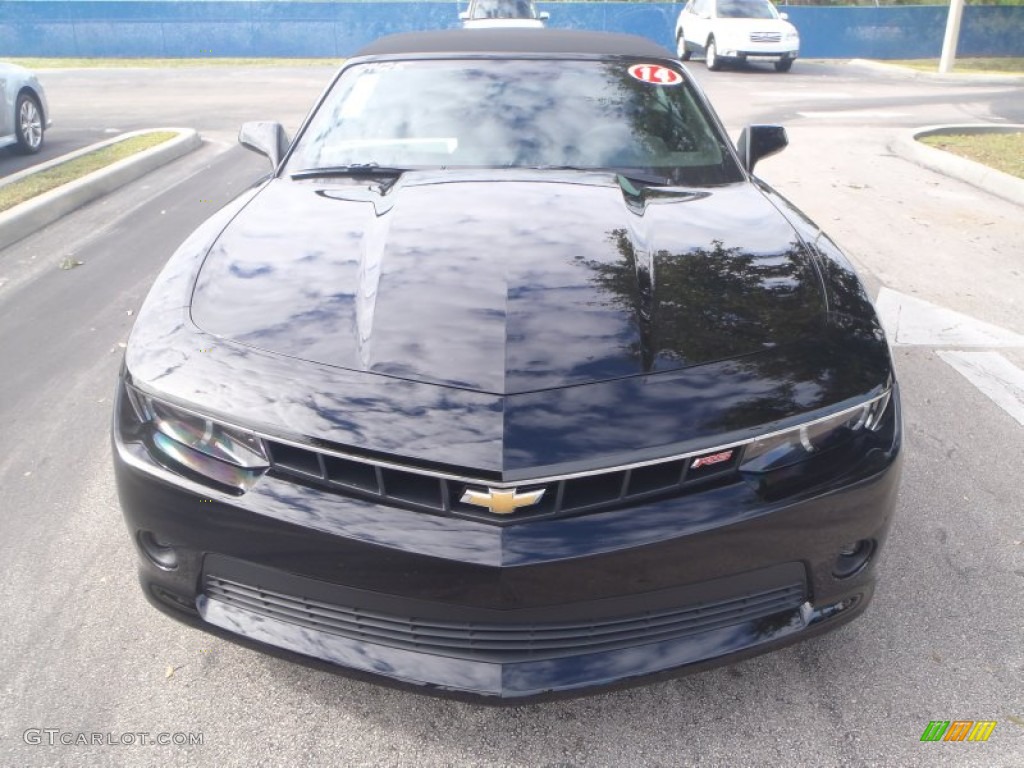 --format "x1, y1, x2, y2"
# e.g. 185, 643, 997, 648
460, 487, 545, 515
